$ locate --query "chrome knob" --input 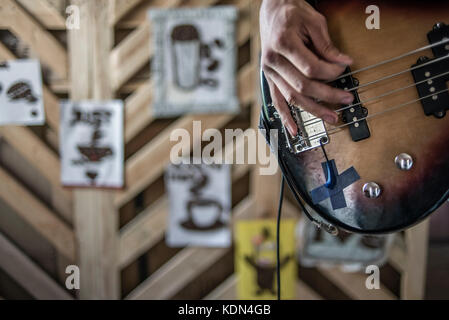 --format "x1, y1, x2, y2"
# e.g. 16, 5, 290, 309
395, 153, 413, 171
363, 182, 382, 199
